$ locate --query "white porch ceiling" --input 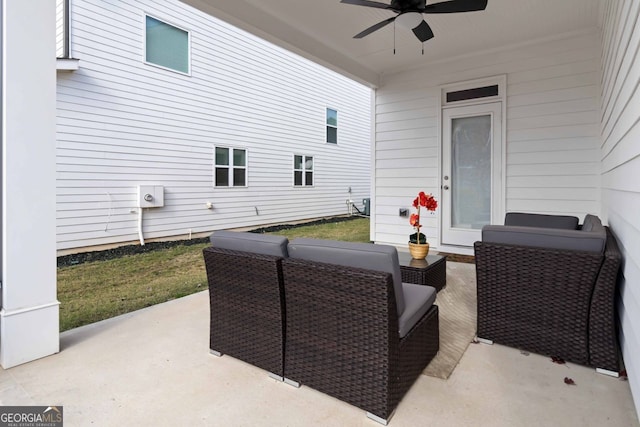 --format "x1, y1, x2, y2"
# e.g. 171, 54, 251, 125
181, 0, 604, 87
